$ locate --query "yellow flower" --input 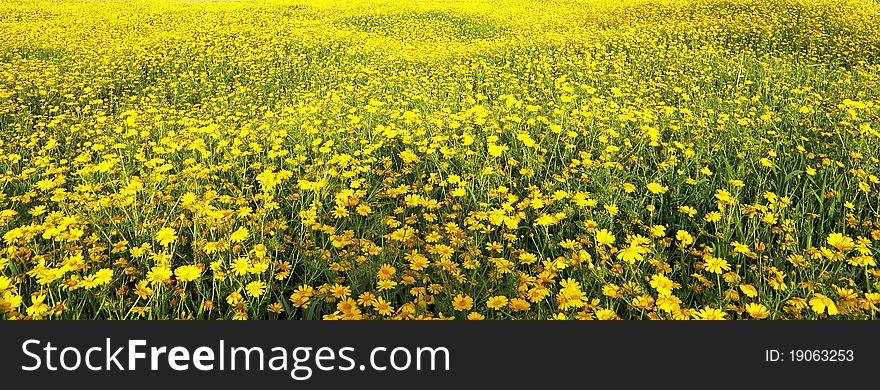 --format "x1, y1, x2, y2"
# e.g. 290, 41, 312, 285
376, 280, 397, 291
405, 254, 429, 271
26, 294, 51, 319
602, 284, 622, 298
704, 211, 721, 223
826, 232, 854, 251
656, 295, 681, 312
229, 227, 249, 243
595, 309, 619, 320
695, 306, 727, 320
226, 289, 244, 306
452, 294, 473, 311
676, 230, 694, 246
174, 265, 202, 282
847, 255, 876, 267
509, 298, 531, 311
267, 302, 283, 314
92, 268, 114, 285
648, 225, 666, 238
466, 312, 485, 320
616, 243, 645, 264
809, 294, 839, 315
289, 285, 313, 308
372, 297, 394, 316
595, 229, 615, 246
450, 187, 467, 197
398, 149, 420, 164
245, 281, 266, 297
155, 227, 178, 247
649, 274, 674, 296
603, 203, 619, 215
1, 291, 24, 312
704, 256, 731, 274
678, 205, 697, 217
377, 263, 396, 280
534, 213, 557, 227
146, 265, 172, 285
745, 303, 769, 319
134, 280, 153, 299
487, 143, 508, 157
646, 182, 668, 194
231, 258, 251, 276
486, 295, 509, 310
516, 133, 536, 147
180, 192, 197, 206
739, 284, 758, 298
518, 252, 538, 264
